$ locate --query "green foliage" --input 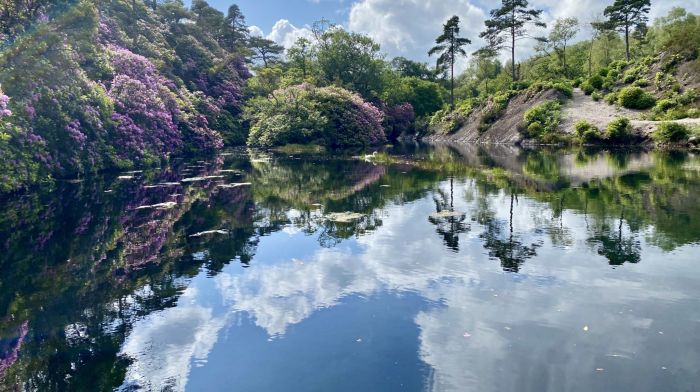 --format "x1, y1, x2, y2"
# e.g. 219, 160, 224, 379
246, 84, 386, 148
382, 76, 445, 117
606, 116, 634, 141
581, 81, 594, 95
592, 92, 603, 101
588, 75, 605, 89
429, 16, 472, 107
479, 0, 546, 81
574, 120, 602, 143
652, 122, 690, 143
523, 100, 562, 141
528, 80, 573, 98
317, 29, 384, 99
617, 86, 656, 109
604, 92, 619, 104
